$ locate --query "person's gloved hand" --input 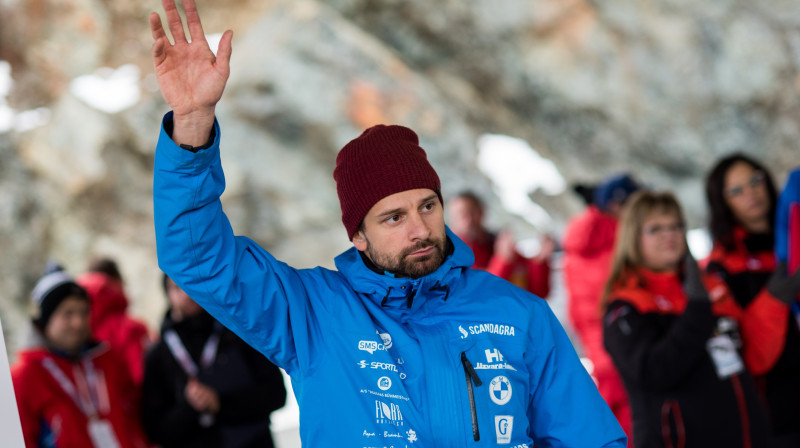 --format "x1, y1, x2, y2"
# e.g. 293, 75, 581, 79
683, 253, 710, 302
766, 262, 800, 304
